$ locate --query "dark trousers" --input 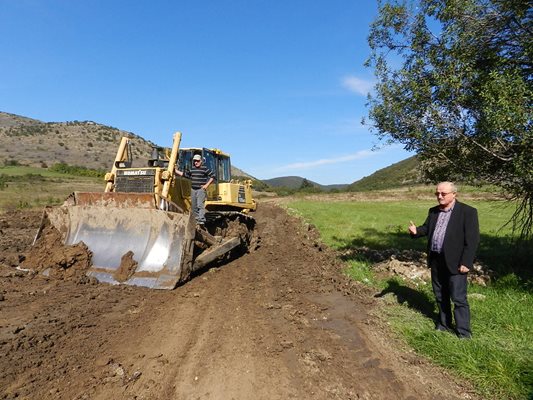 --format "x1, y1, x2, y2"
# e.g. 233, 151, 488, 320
429, 252, 471, 337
